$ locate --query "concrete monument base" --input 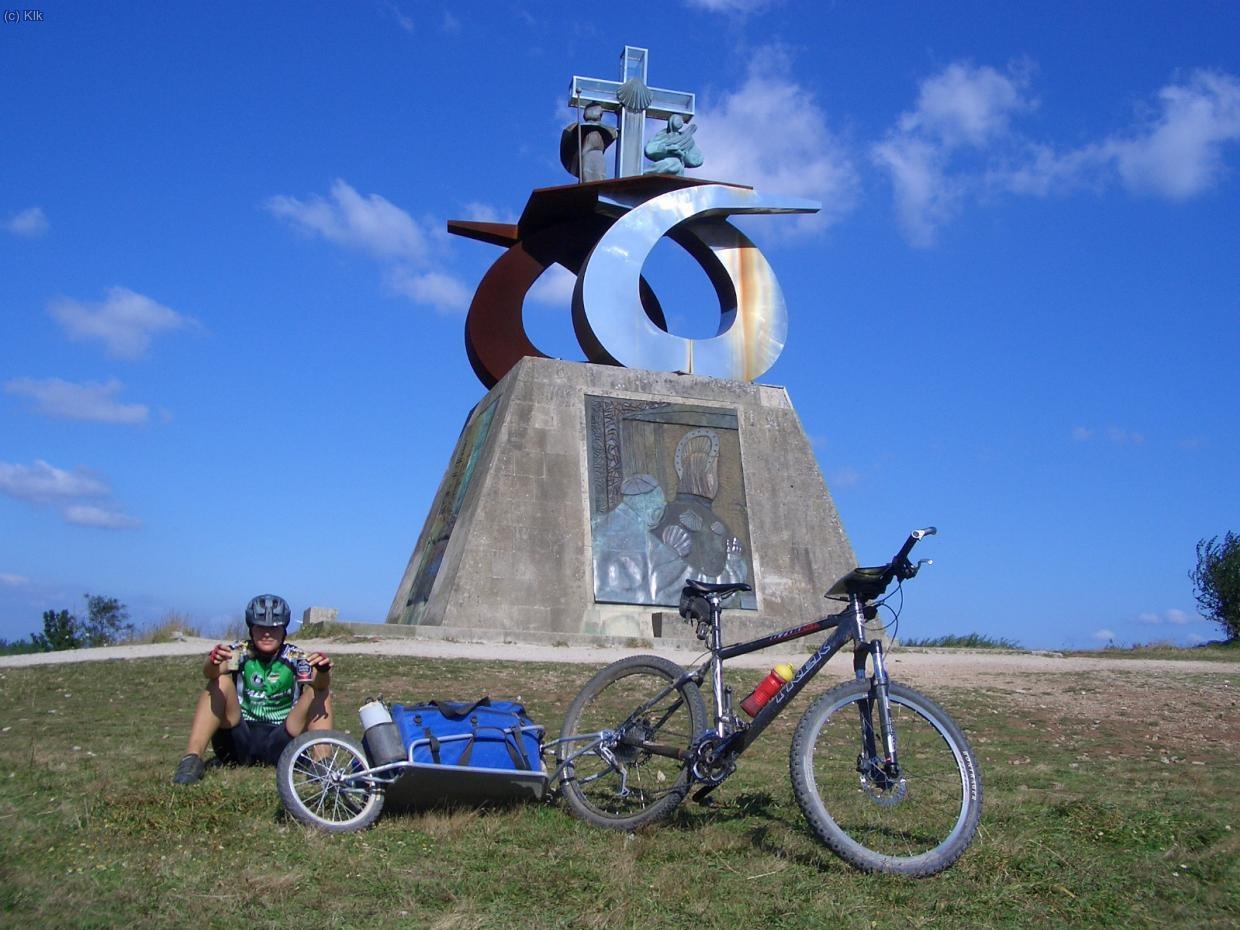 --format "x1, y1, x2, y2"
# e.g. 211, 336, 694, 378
386, 357, 854, 640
